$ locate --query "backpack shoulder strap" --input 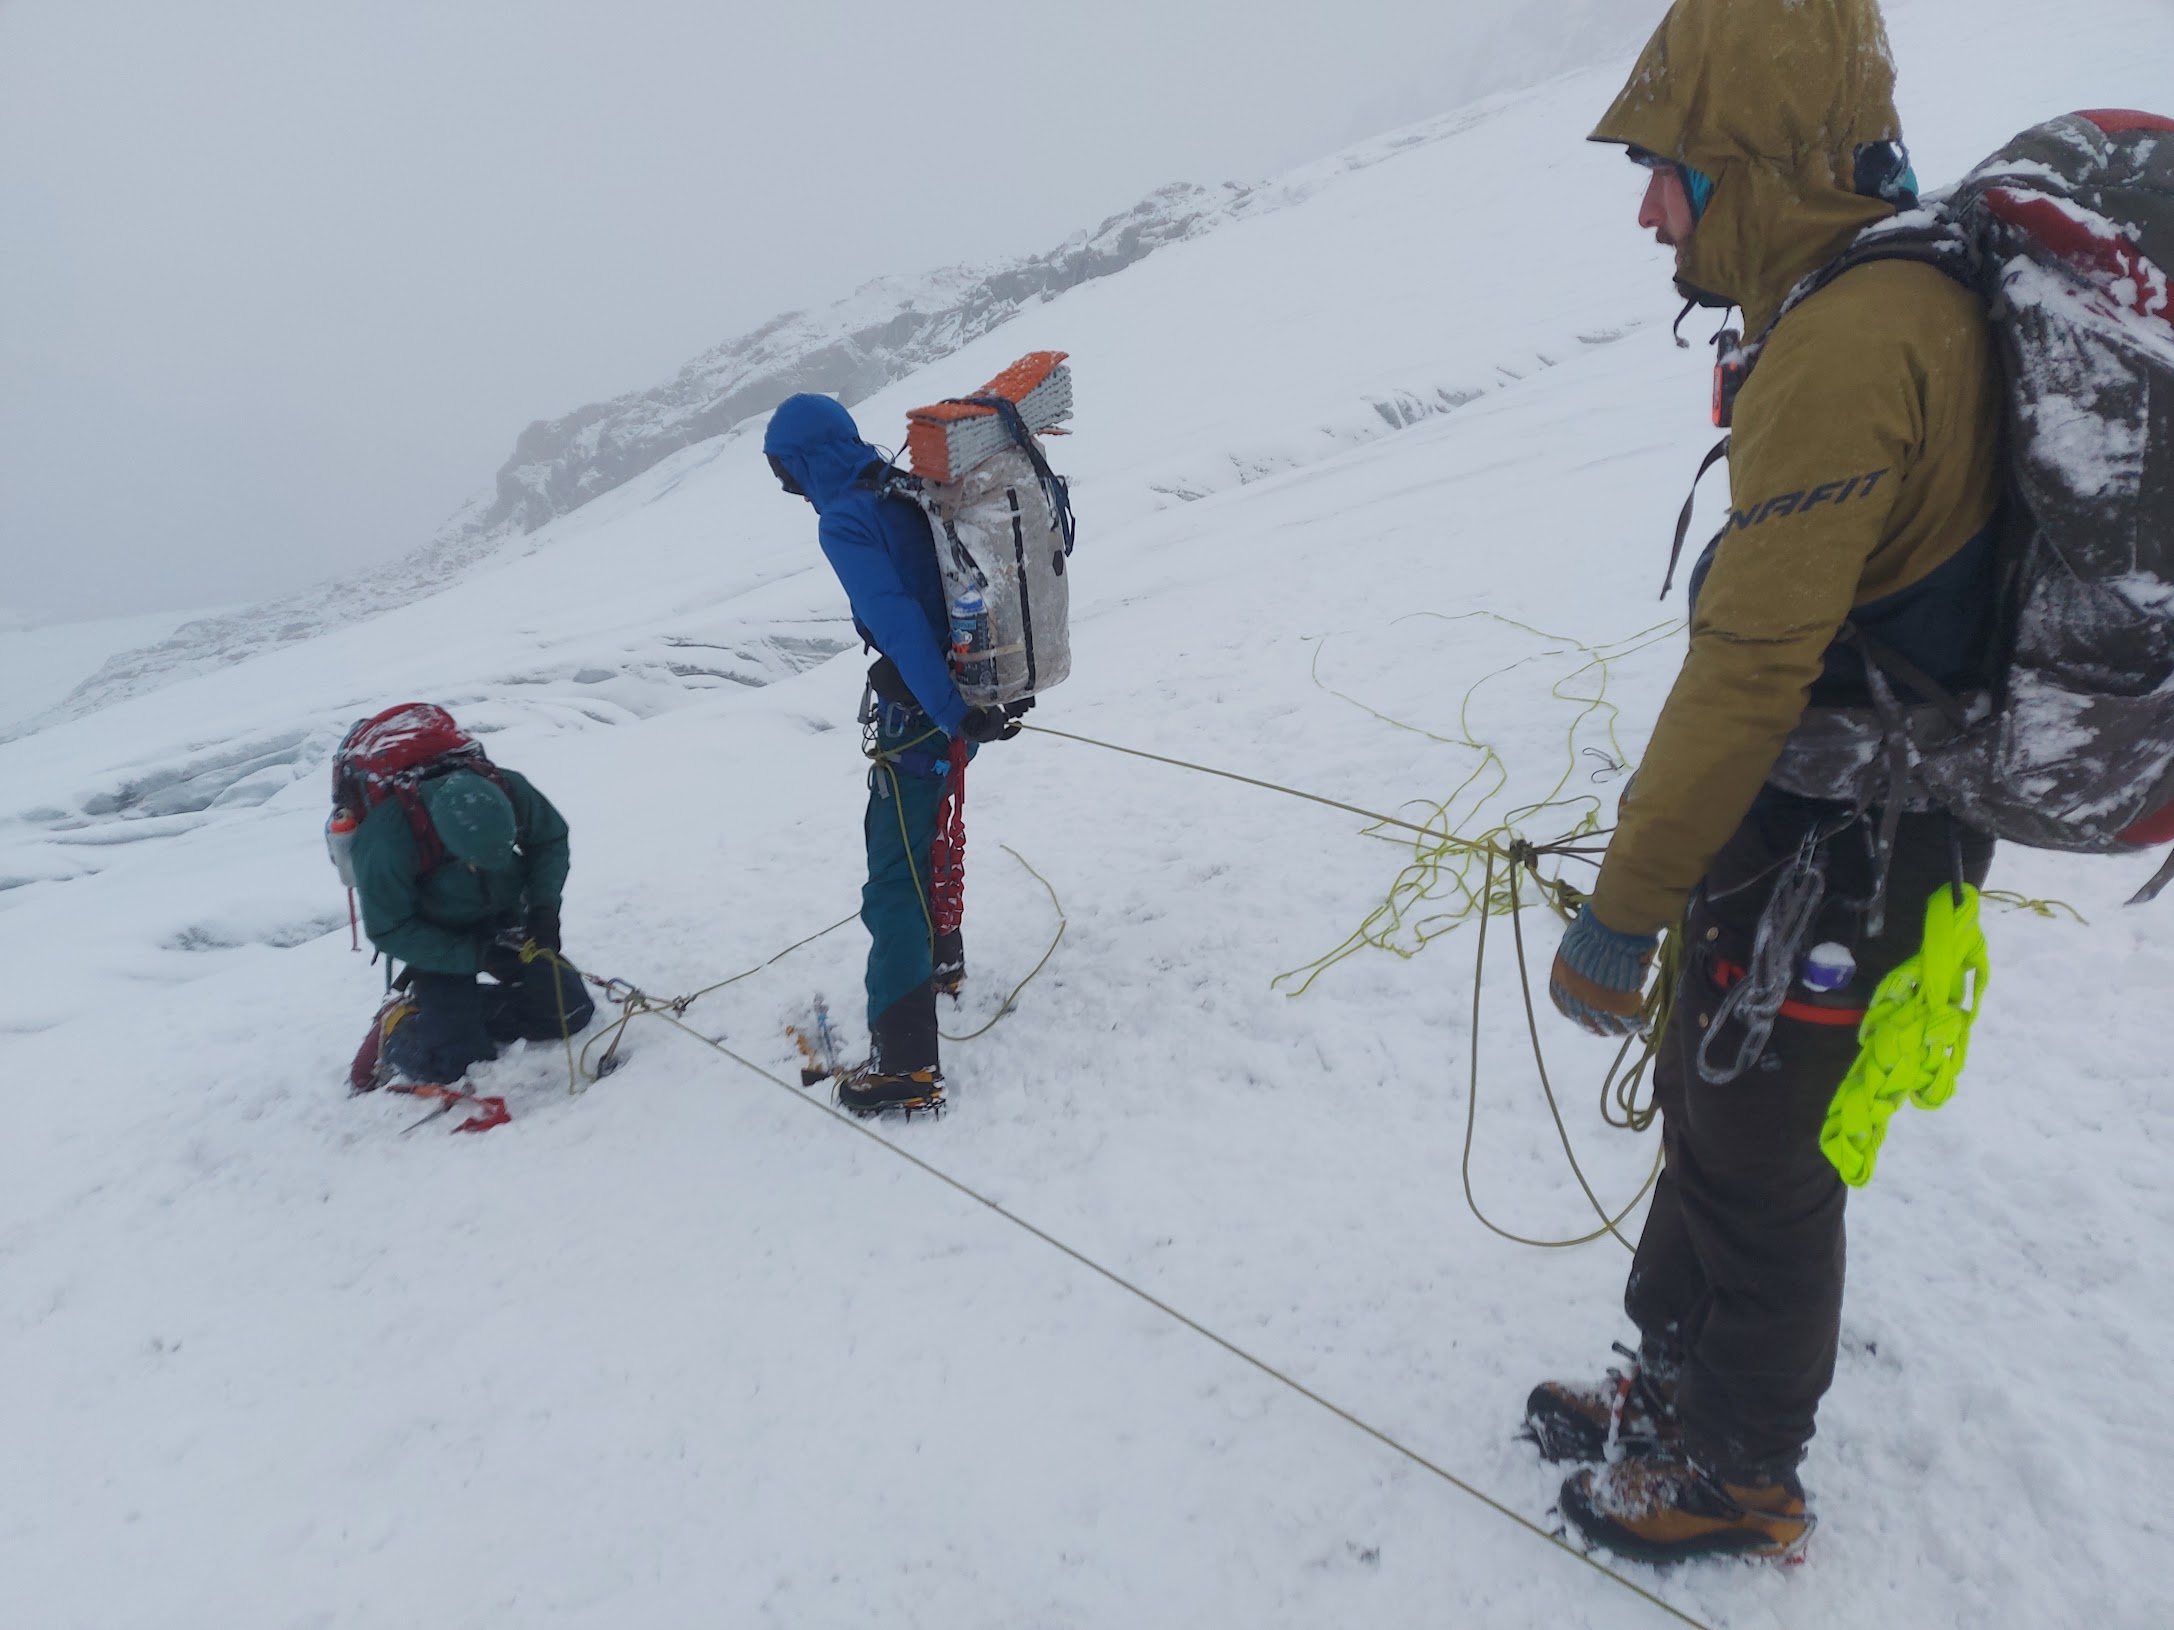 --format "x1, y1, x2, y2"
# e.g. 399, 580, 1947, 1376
1746, 212, 1979, 367
469, 760, 521, 843
874, 464, 990, 589
389, 780, 446, 873
1662, 436, 1732, 600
